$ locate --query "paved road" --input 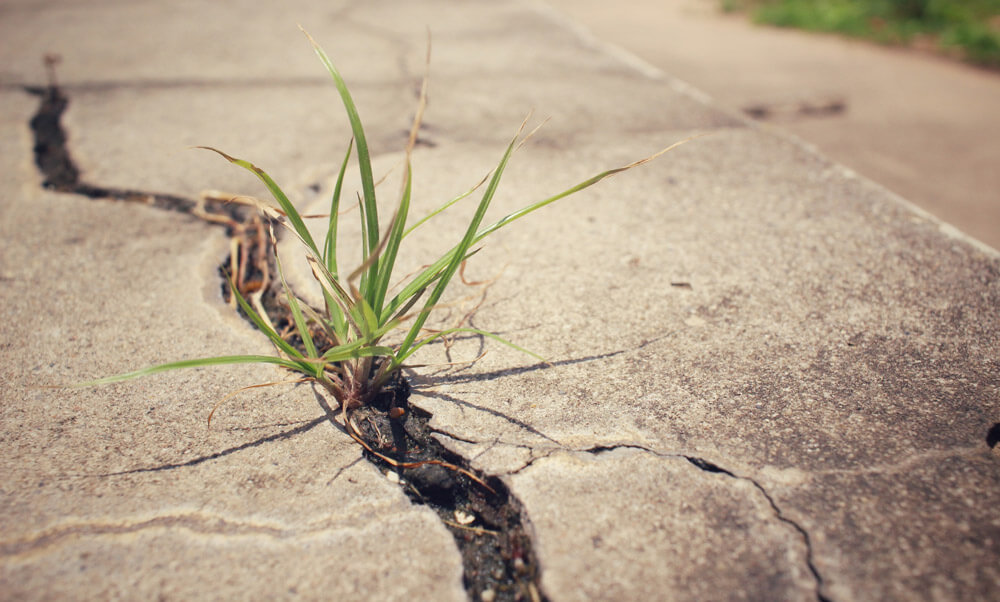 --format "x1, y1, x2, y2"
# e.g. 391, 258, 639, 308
543, 0, 1000, 250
